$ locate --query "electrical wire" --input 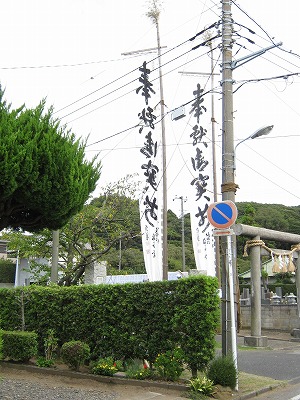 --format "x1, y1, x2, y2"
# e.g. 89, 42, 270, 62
233, 72, 300, 93
0, 55, 141, 70
54, 22, 220, 117
237, 157, 300, 203
232, 1, 300, 68
65, 43, 221, 123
